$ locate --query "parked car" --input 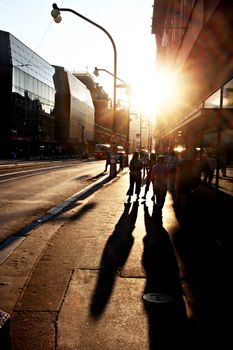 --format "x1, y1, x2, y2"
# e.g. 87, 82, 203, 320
116, 146, 126, 164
